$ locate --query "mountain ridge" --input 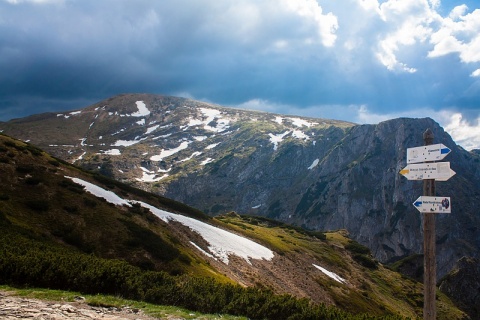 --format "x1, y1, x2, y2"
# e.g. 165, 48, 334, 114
1, 93, 479, 282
